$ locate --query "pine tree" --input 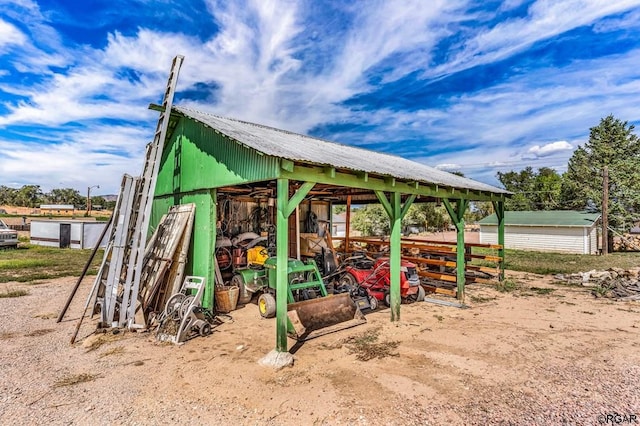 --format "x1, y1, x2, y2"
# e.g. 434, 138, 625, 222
561, 115, 640, 230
